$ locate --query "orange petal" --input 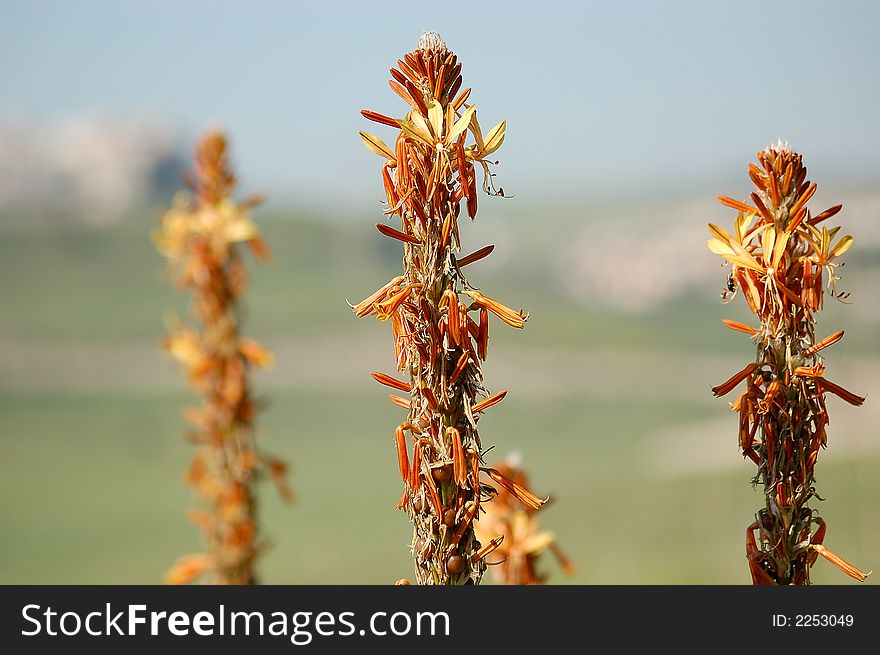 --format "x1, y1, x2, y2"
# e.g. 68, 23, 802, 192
450, 501, 479, 547
803, 330, 844, 356
457, 244, 495, 268
472, 390, 508, 413
482, 467, 548, 511
423, 386, 440, 410
550, 543, 576, 576
239, 338, 273, 367
816, 378, 865, 406
376, 285, 412, 319
361, 109, 400, 129
811, 545, 870, 582
446, 294, 461, 347
449, 353, 470, 385
789, 182, 817, 222
468, 291, 528, 329
808, 204, 842, 226
422, 465, 443, 517
263, 454, 294, 504
722, 319, 757, 336
472, 536, 504, 562
376, 222, 419, 244
351, 276, 405, 318
389, 79, 418, 111
717, 195, 754, 214
409, 440, 422, 491
478, 308, 488, 361
712, 363, 758, 397
371, 371, 411, 392
389, 394, 411, 410
449, 427, 467, 486
758, 379, 780, 413
247, 235, 271, 262
395, 425, 410, 483
440, 212, 454, 249
165, 553, 212, 585
793, 364, 825, 378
